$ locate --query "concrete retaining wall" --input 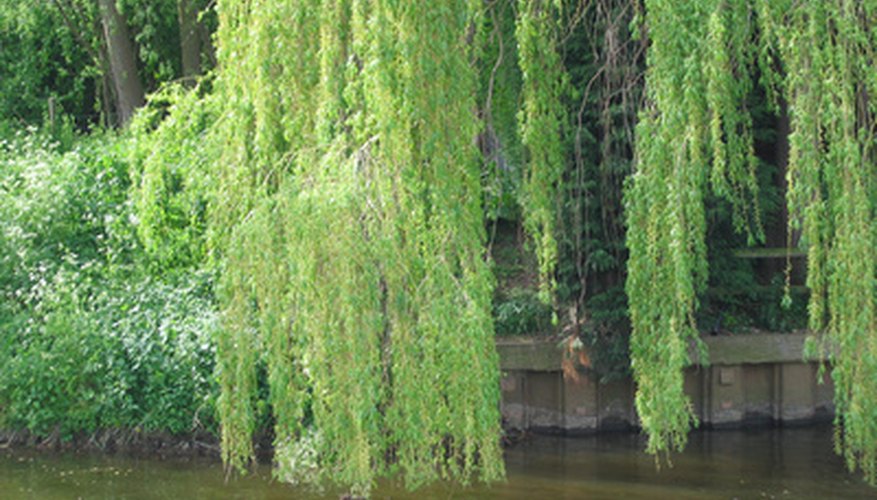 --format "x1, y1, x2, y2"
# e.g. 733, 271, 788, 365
497, 334, 834, 433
